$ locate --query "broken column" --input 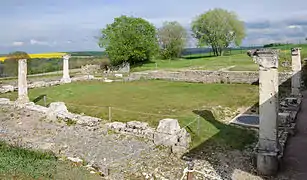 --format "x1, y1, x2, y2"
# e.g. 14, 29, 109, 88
291, 48, 302, 96
247, 49, 279, 175
61, 54, 71, 83
16, 59, 29, 104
